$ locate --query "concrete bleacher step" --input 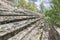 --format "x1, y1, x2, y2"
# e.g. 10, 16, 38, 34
49, 25, 60, 40
0, 18, 40, 40
0, 0, 15, 10
0, 16, 38, 24
0, 0, 49, 40
21, 20, 41, 40
0, 9, 39, 16
8, 19, 41, 40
